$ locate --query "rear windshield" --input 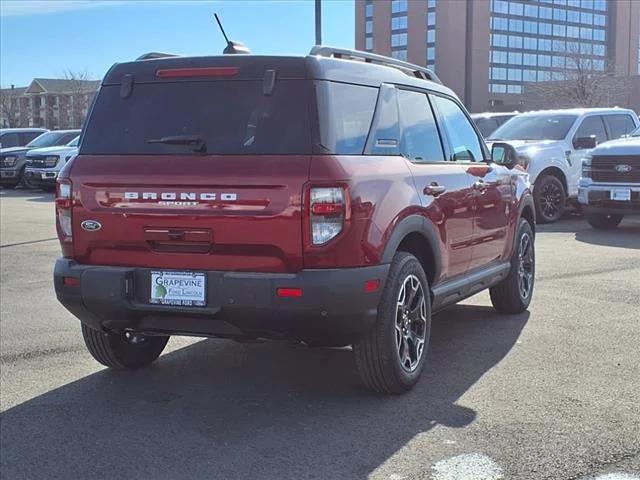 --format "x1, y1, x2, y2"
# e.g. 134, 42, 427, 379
81, 80, 312, 155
